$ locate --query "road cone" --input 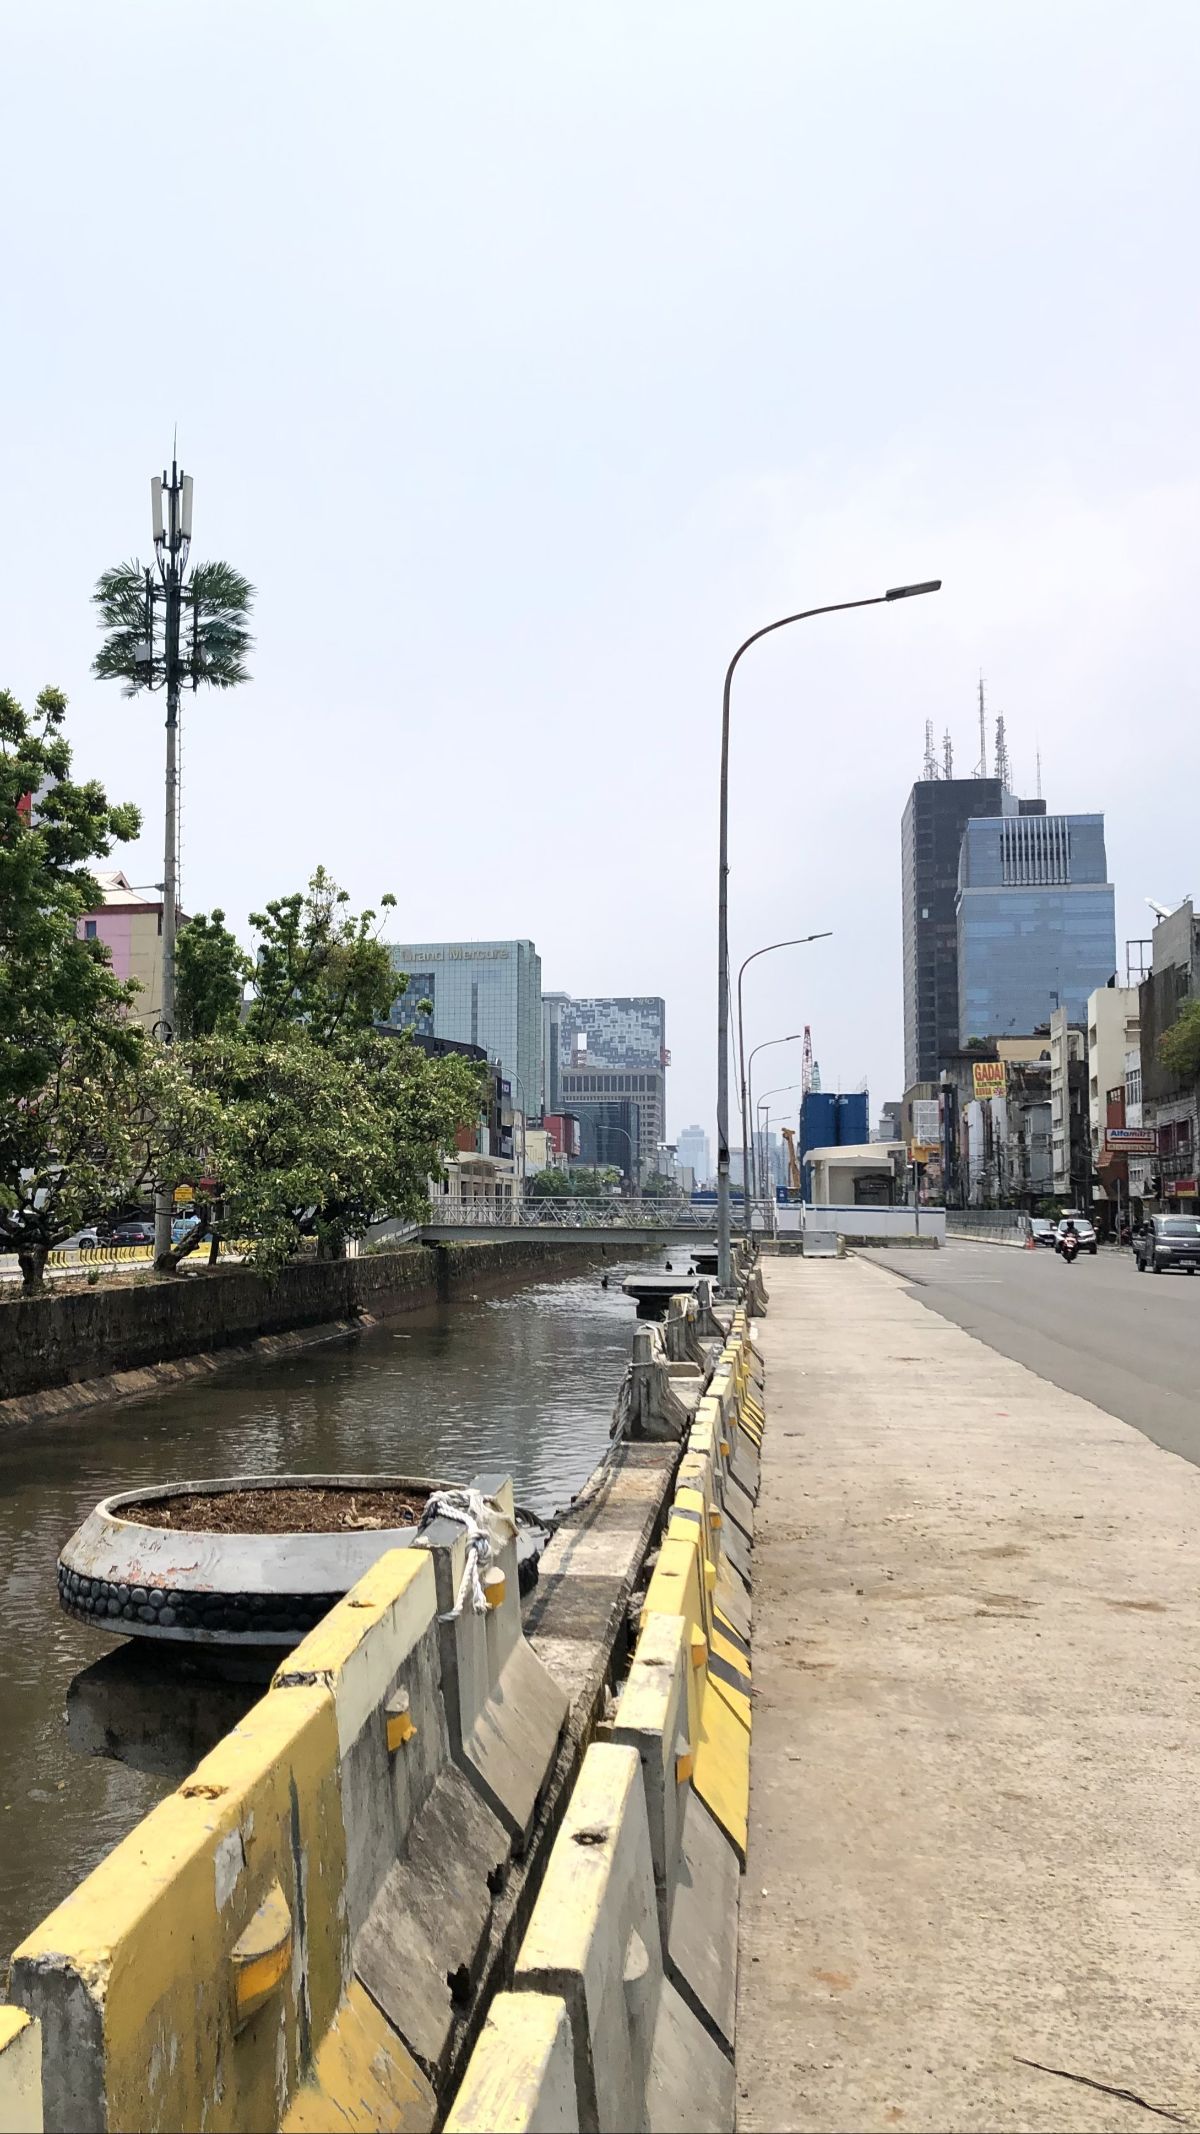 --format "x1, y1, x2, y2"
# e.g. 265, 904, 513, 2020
1023, 1227, 1036, 1250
